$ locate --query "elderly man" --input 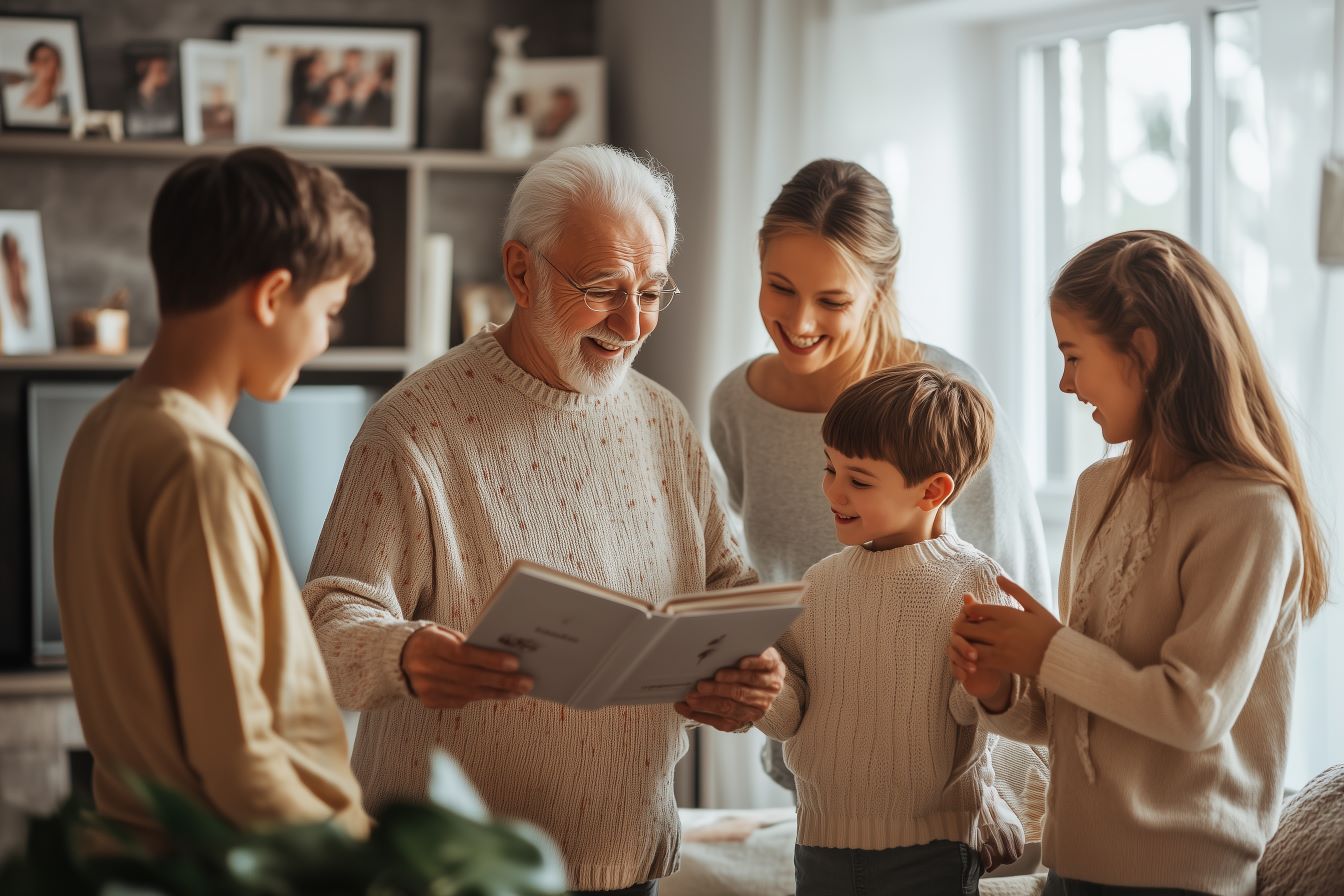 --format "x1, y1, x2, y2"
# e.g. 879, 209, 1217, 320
304, 144, 783, 895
